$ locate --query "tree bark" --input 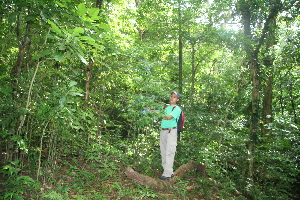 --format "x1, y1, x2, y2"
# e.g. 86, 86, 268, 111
10, 14, 31, 98
261, 16, 277, 134
85, 58, 94, 101
288, 84, 298, 124
178, 0, 183, 94
248, 1, 281, 143
262, 58, 274, 136
125, 160, 207, 190
238, 0, 282, 183
190, 42, 196, 104
96, 0, 104, 9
